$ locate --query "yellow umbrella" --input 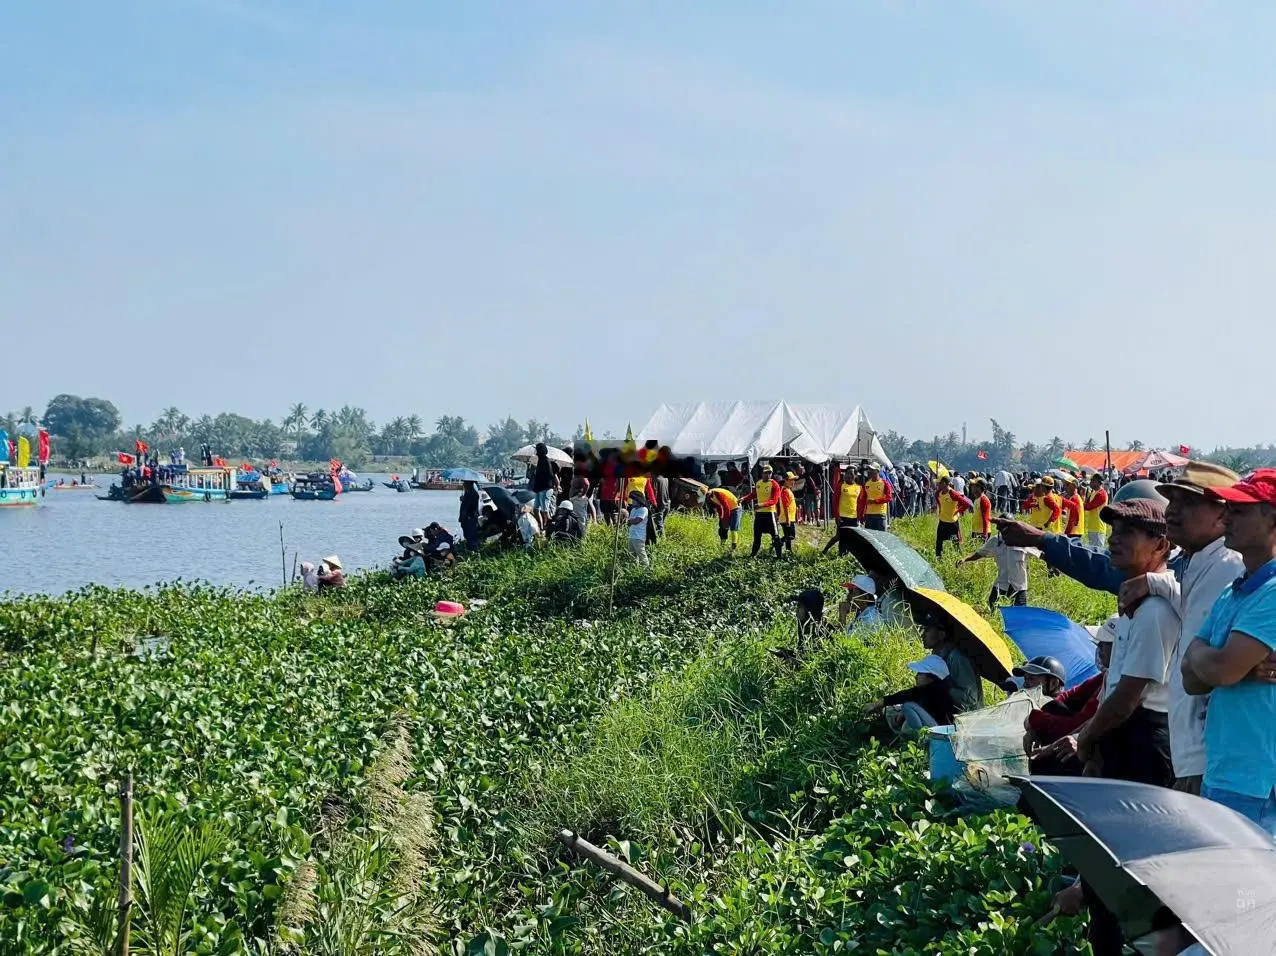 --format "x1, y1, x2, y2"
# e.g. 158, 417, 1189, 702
907, 586, 1015, 684
927, 460, 950, 479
